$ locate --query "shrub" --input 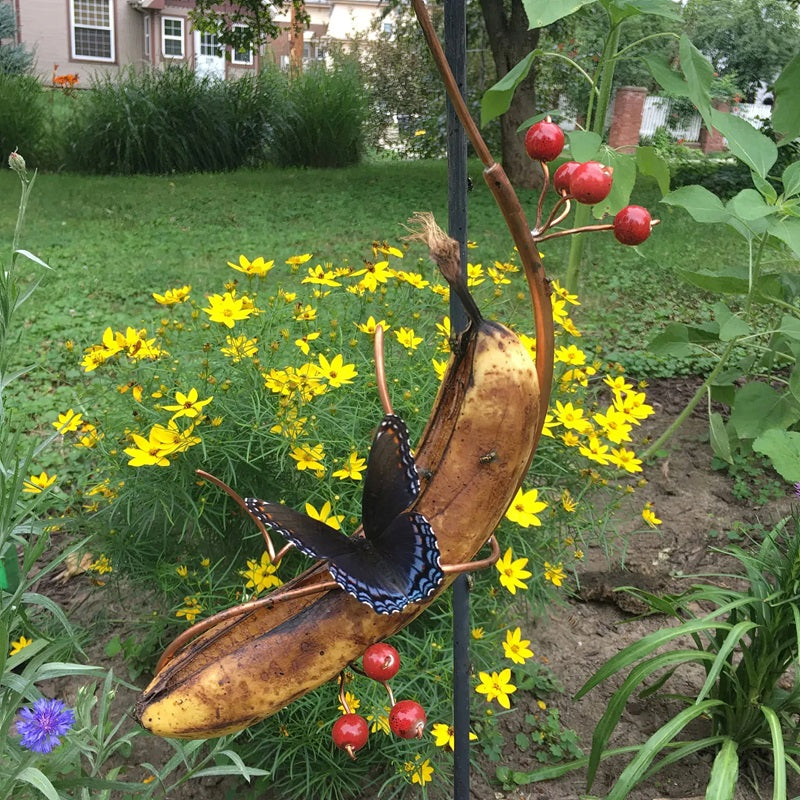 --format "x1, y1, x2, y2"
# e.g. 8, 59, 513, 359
0, 74, 44, 159
267, 60, 368, 168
